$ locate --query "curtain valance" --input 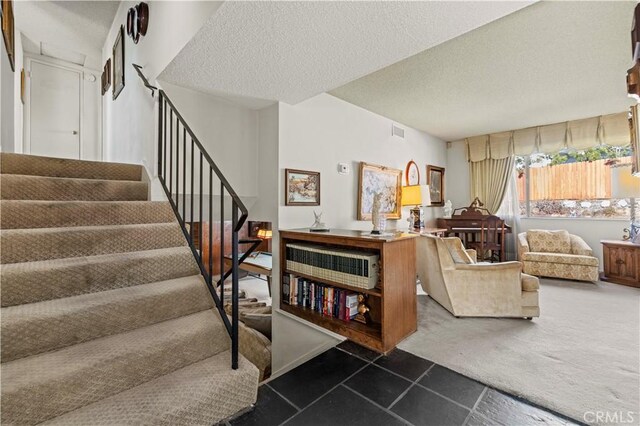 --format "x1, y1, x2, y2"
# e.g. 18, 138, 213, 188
465, 111, 629, 162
